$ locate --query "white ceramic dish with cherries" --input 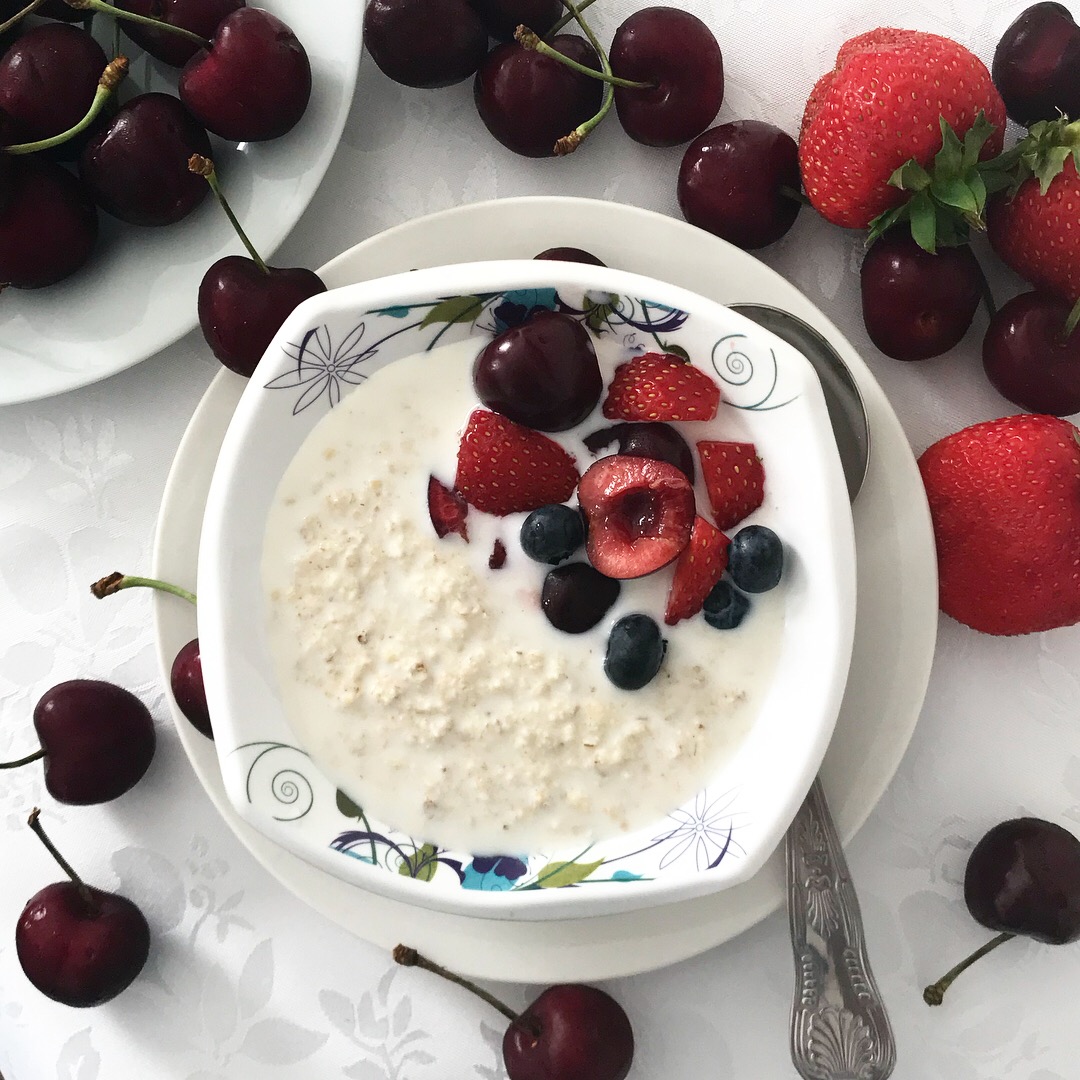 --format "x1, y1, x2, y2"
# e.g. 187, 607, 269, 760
197, 259, 856, 920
